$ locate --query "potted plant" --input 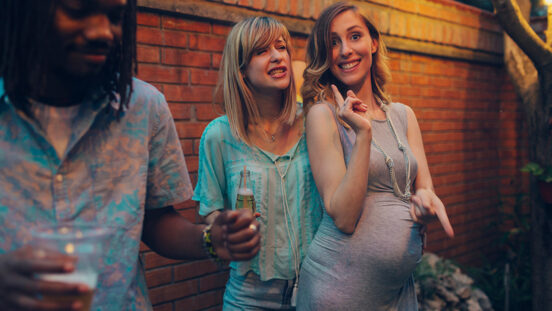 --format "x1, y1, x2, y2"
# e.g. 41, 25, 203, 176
521, 162, 552, 204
